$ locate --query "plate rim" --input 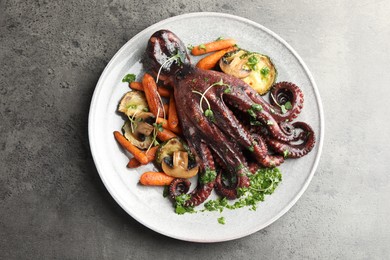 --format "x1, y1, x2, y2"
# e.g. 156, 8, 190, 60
88, 12, 325, 242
